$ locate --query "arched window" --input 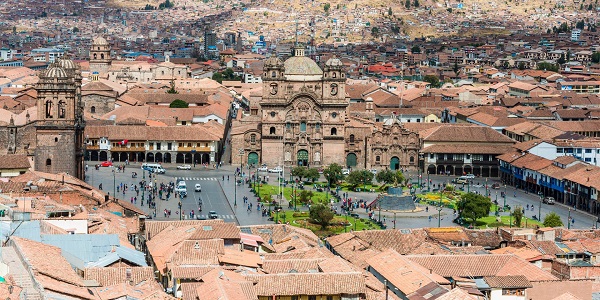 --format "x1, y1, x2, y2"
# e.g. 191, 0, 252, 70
93, 53, 97, 60
45, 100, 53, 118
331, 128, 337, 136
54, 137, 58, 142
46, 158, 52, 166
162, 71, 165, 75
349, 134, 355, 143
332, 72, 337, 78
91, 106, 96, 113
376, 155, 381, 162
270, 127, 276, 135
101, 53, 104, 59
250, 134, 256, 143
58, 100, 66, 118
271, 71, 276, 78
410, 156, 415, 164
300, 122, 306, 132
97, 47, 100, 50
